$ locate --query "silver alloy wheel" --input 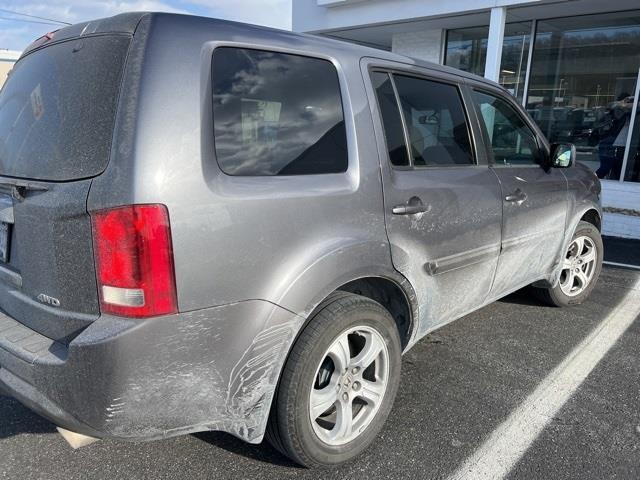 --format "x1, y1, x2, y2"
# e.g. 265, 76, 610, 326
309, 325, 389, 446
559, 235, 597, 297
